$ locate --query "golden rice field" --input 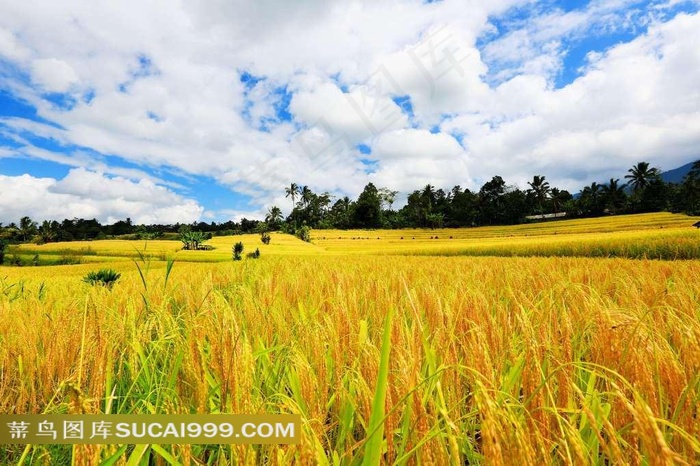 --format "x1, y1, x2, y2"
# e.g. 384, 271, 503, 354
1, 212, 700, 465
